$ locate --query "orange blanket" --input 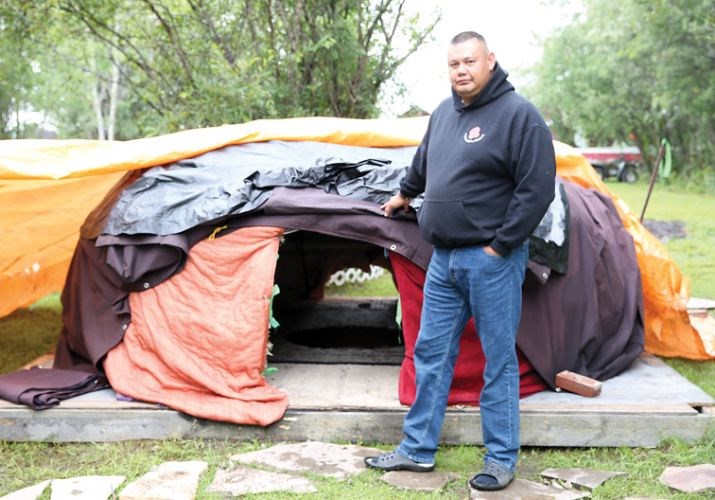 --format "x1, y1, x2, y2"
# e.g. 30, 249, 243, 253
104, 226, 288, 426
